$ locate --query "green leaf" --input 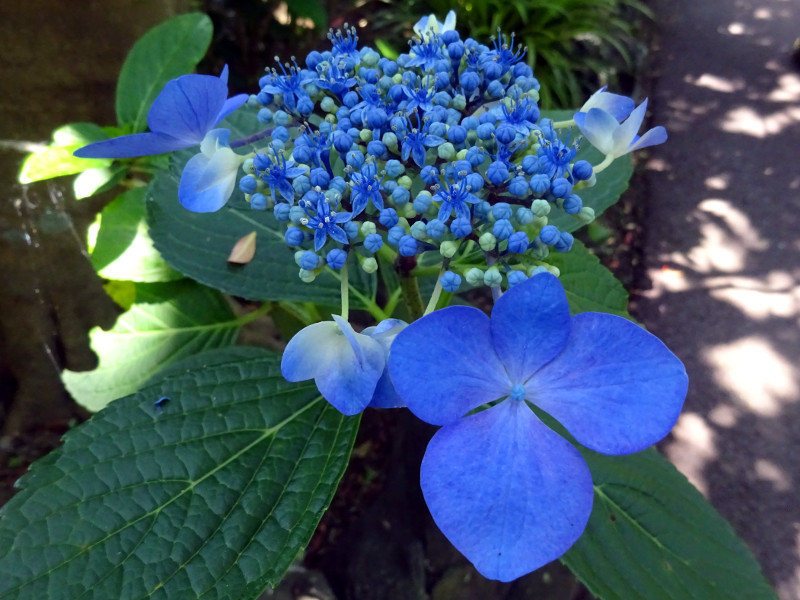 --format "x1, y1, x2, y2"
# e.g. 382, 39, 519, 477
146, 165, 376, 308
542, 110, 634, 233
0, 347, 359, 600
62, 279, 239, 411
546, 239, 630, 317
73, 165, 127, 199
115, 13, 213, 132
18, 123, 111, 183
89, 186, 182, 282
287, 0, 327, 30
563, 448, 778, 600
